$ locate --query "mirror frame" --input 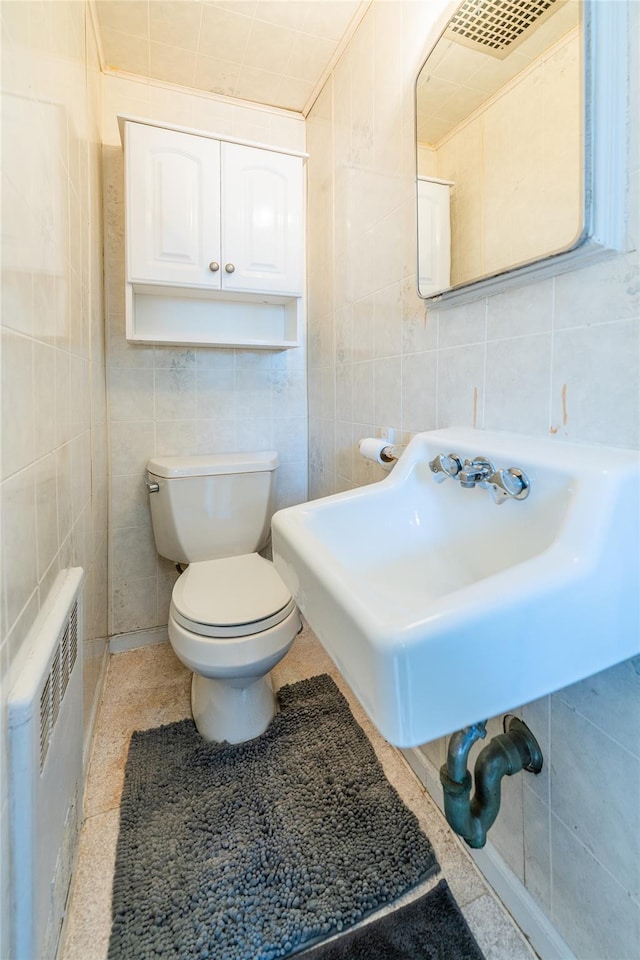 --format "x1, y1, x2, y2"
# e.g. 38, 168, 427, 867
416, 0, 629, 306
